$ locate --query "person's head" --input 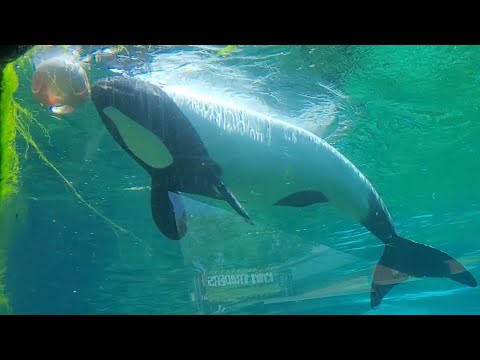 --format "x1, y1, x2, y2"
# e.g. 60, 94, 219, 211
31, 56, 91, 115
